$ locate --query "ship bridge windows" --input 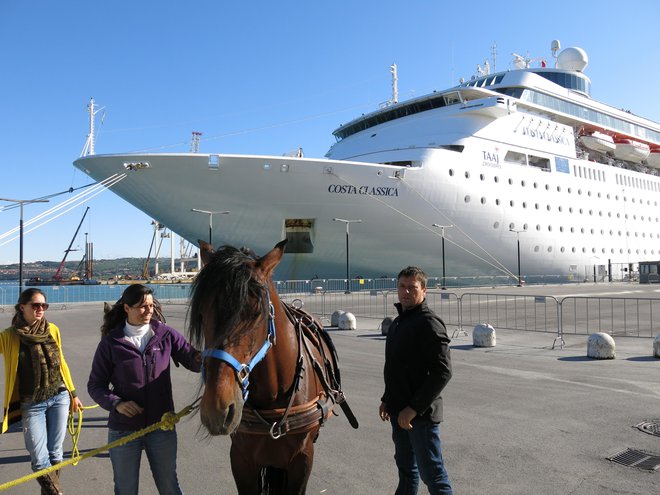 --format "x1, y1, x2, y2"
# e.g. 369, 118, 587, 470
504, 150, 527, 166
528, 155, 550, 171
